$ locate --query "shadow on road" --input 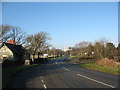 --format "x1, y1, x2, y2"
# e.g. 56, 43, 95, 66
7, 58, 70, 88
